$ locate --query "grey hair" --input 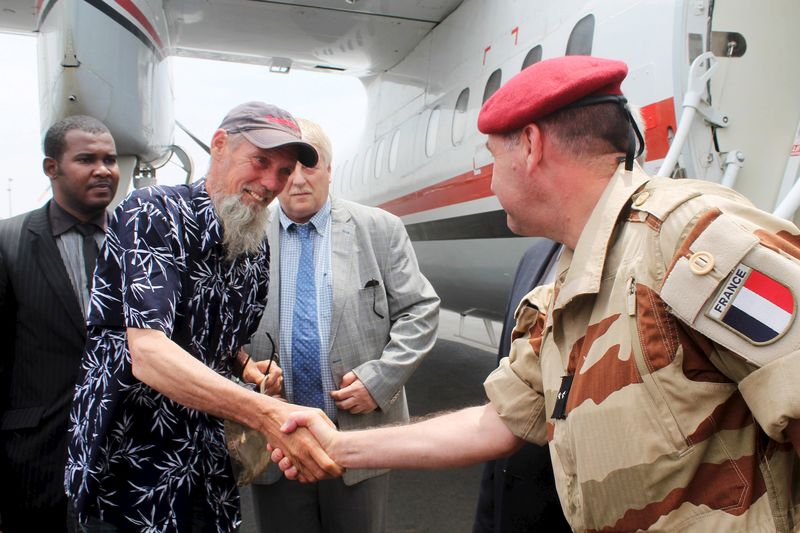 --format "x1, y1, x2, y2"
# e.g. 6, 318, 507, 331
214, 193, 270, 261
297, 118, 333, 167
